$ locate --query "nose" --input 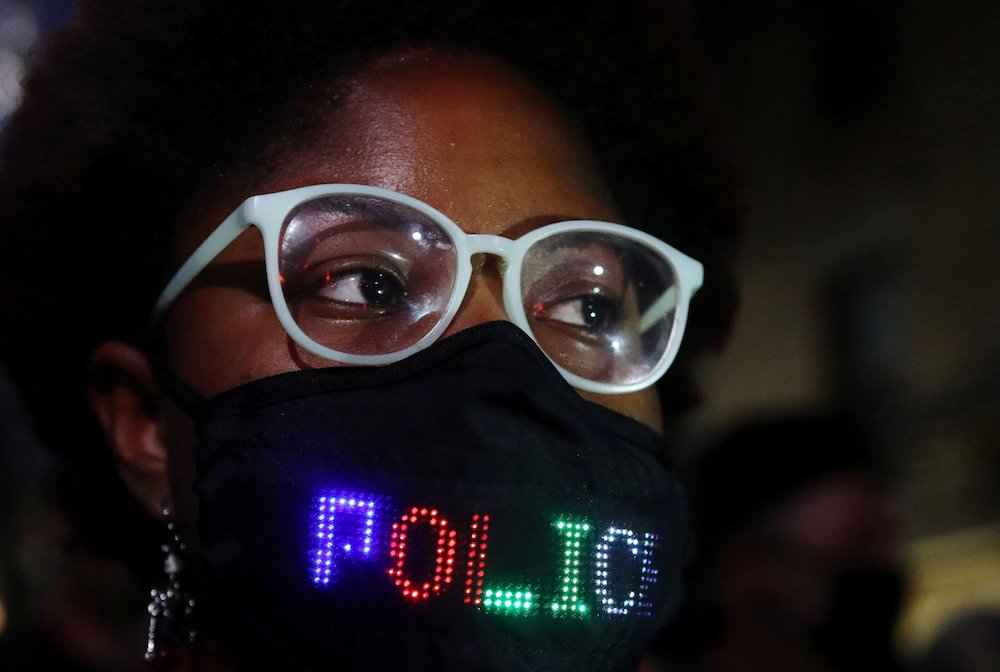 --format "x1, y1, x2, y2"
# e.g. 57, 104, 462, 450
440, 255, 509, 338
